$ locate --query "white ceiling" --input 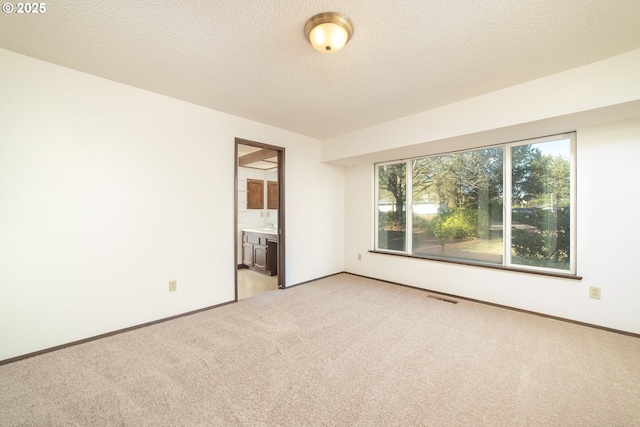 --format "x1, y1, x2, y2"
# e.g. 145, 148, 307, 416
1, 1, 639, 140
